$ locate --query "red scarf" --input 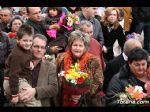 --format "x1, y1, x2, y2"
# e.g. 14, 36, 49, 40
64, 49, 90, 71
